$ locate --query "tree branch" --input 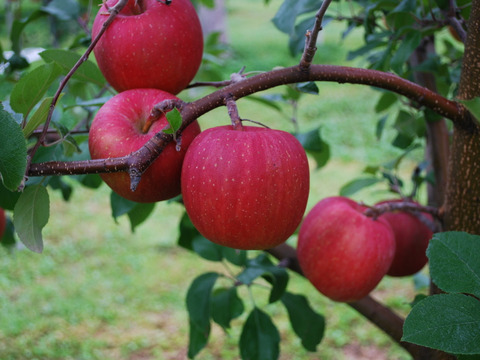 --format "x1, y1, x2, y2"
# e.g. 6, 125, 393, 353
28, 64, 470, 178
